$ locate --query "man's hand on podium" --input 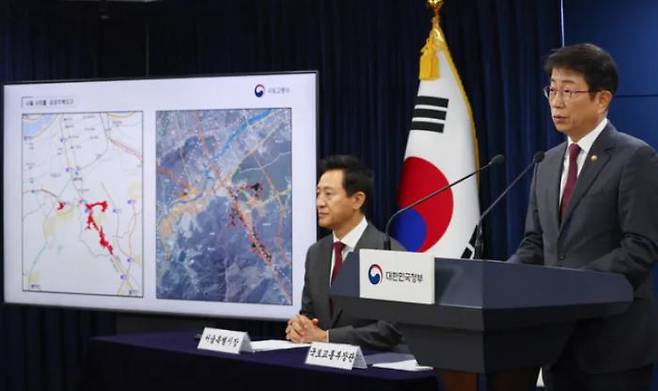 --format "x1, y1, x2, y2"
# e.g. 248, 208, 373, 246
285, 314, 329, 343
